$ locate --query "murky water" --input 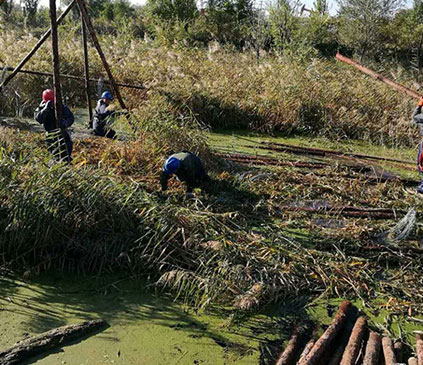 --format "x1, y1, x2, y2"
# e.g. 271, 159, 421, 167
0, 273, 264, 364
